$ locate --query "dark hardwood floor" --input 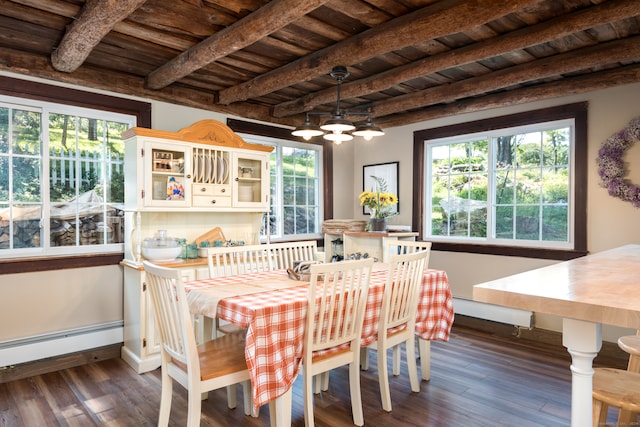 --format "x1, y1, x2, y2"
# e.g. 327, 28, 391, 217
0, 324, 628, 426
